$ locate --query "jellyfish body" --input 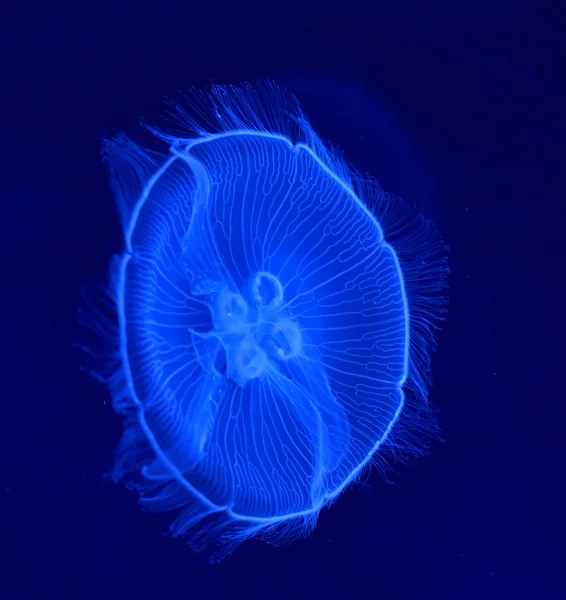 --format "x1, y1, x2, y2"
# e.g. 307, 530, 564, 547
87, 82, 448, 561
